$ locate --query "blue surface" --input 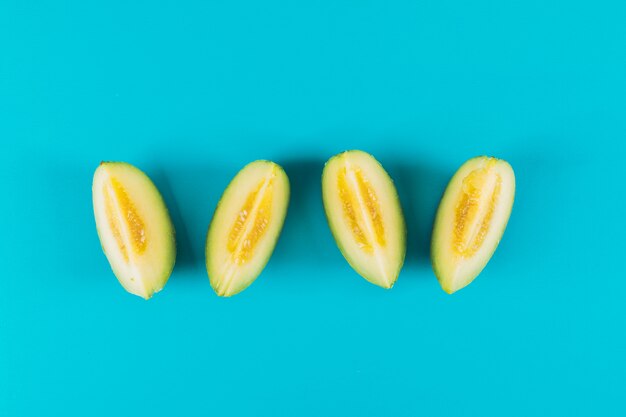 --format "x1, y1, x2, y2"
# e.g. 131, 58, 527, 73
1, 1, 625, 416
